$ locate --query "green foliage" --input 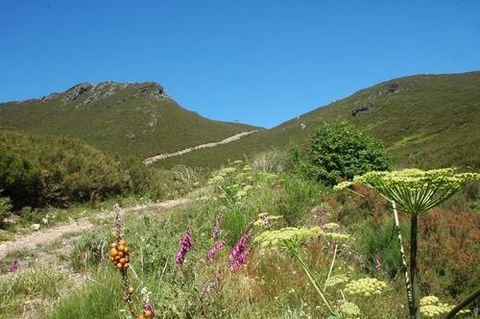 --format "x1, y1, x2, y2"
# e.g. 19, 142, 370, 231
205, 161, 277, 245
0, 190, 12, 228
273, 176, 326, 225
0, 267, 67, 317
291, 122, 390, 185
353, 216, 405, 278
0, 129, 130, 208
